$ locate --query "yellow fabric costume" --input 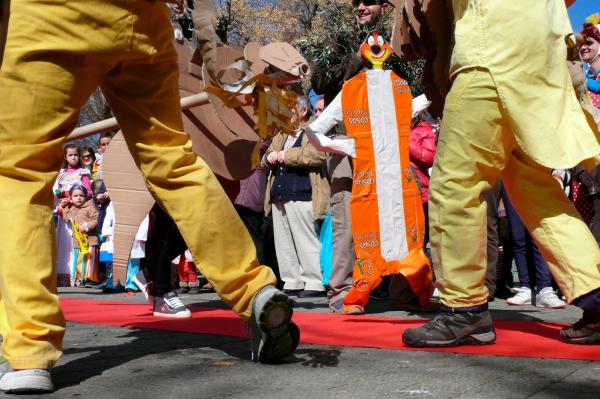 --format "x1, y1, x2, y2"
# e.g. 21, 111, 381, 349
430, 0, 600, 308
0, 0, 275, 369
